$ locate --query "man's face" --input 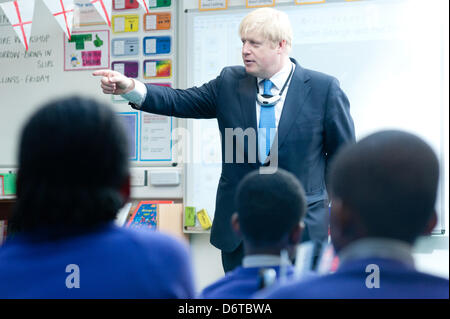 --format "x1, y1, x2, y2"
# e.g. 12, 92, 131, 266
241, 31, 282, 79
